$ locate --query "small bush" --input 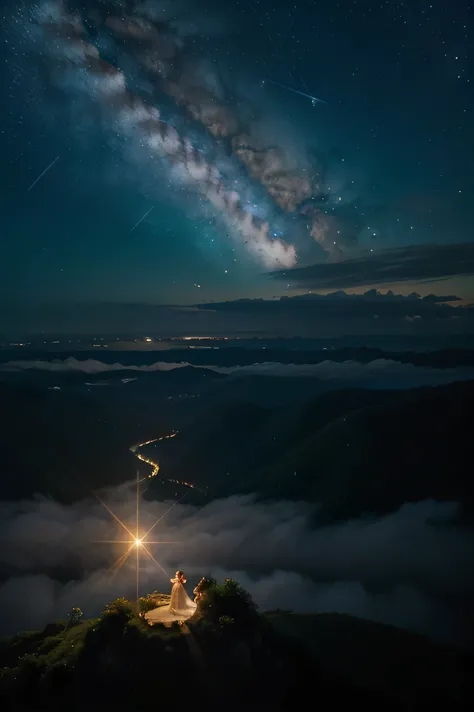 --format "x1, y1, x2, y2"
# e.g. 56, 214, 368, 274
138, 596, 158, 614
102, 598, 134, 620
67, 607, 84, 627
98, 598, 135, 633
199, 578, 257, 630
